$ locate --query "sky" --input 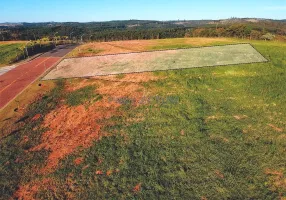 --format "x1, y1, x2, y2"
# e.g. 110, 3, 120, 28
1, 0, 285, 22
